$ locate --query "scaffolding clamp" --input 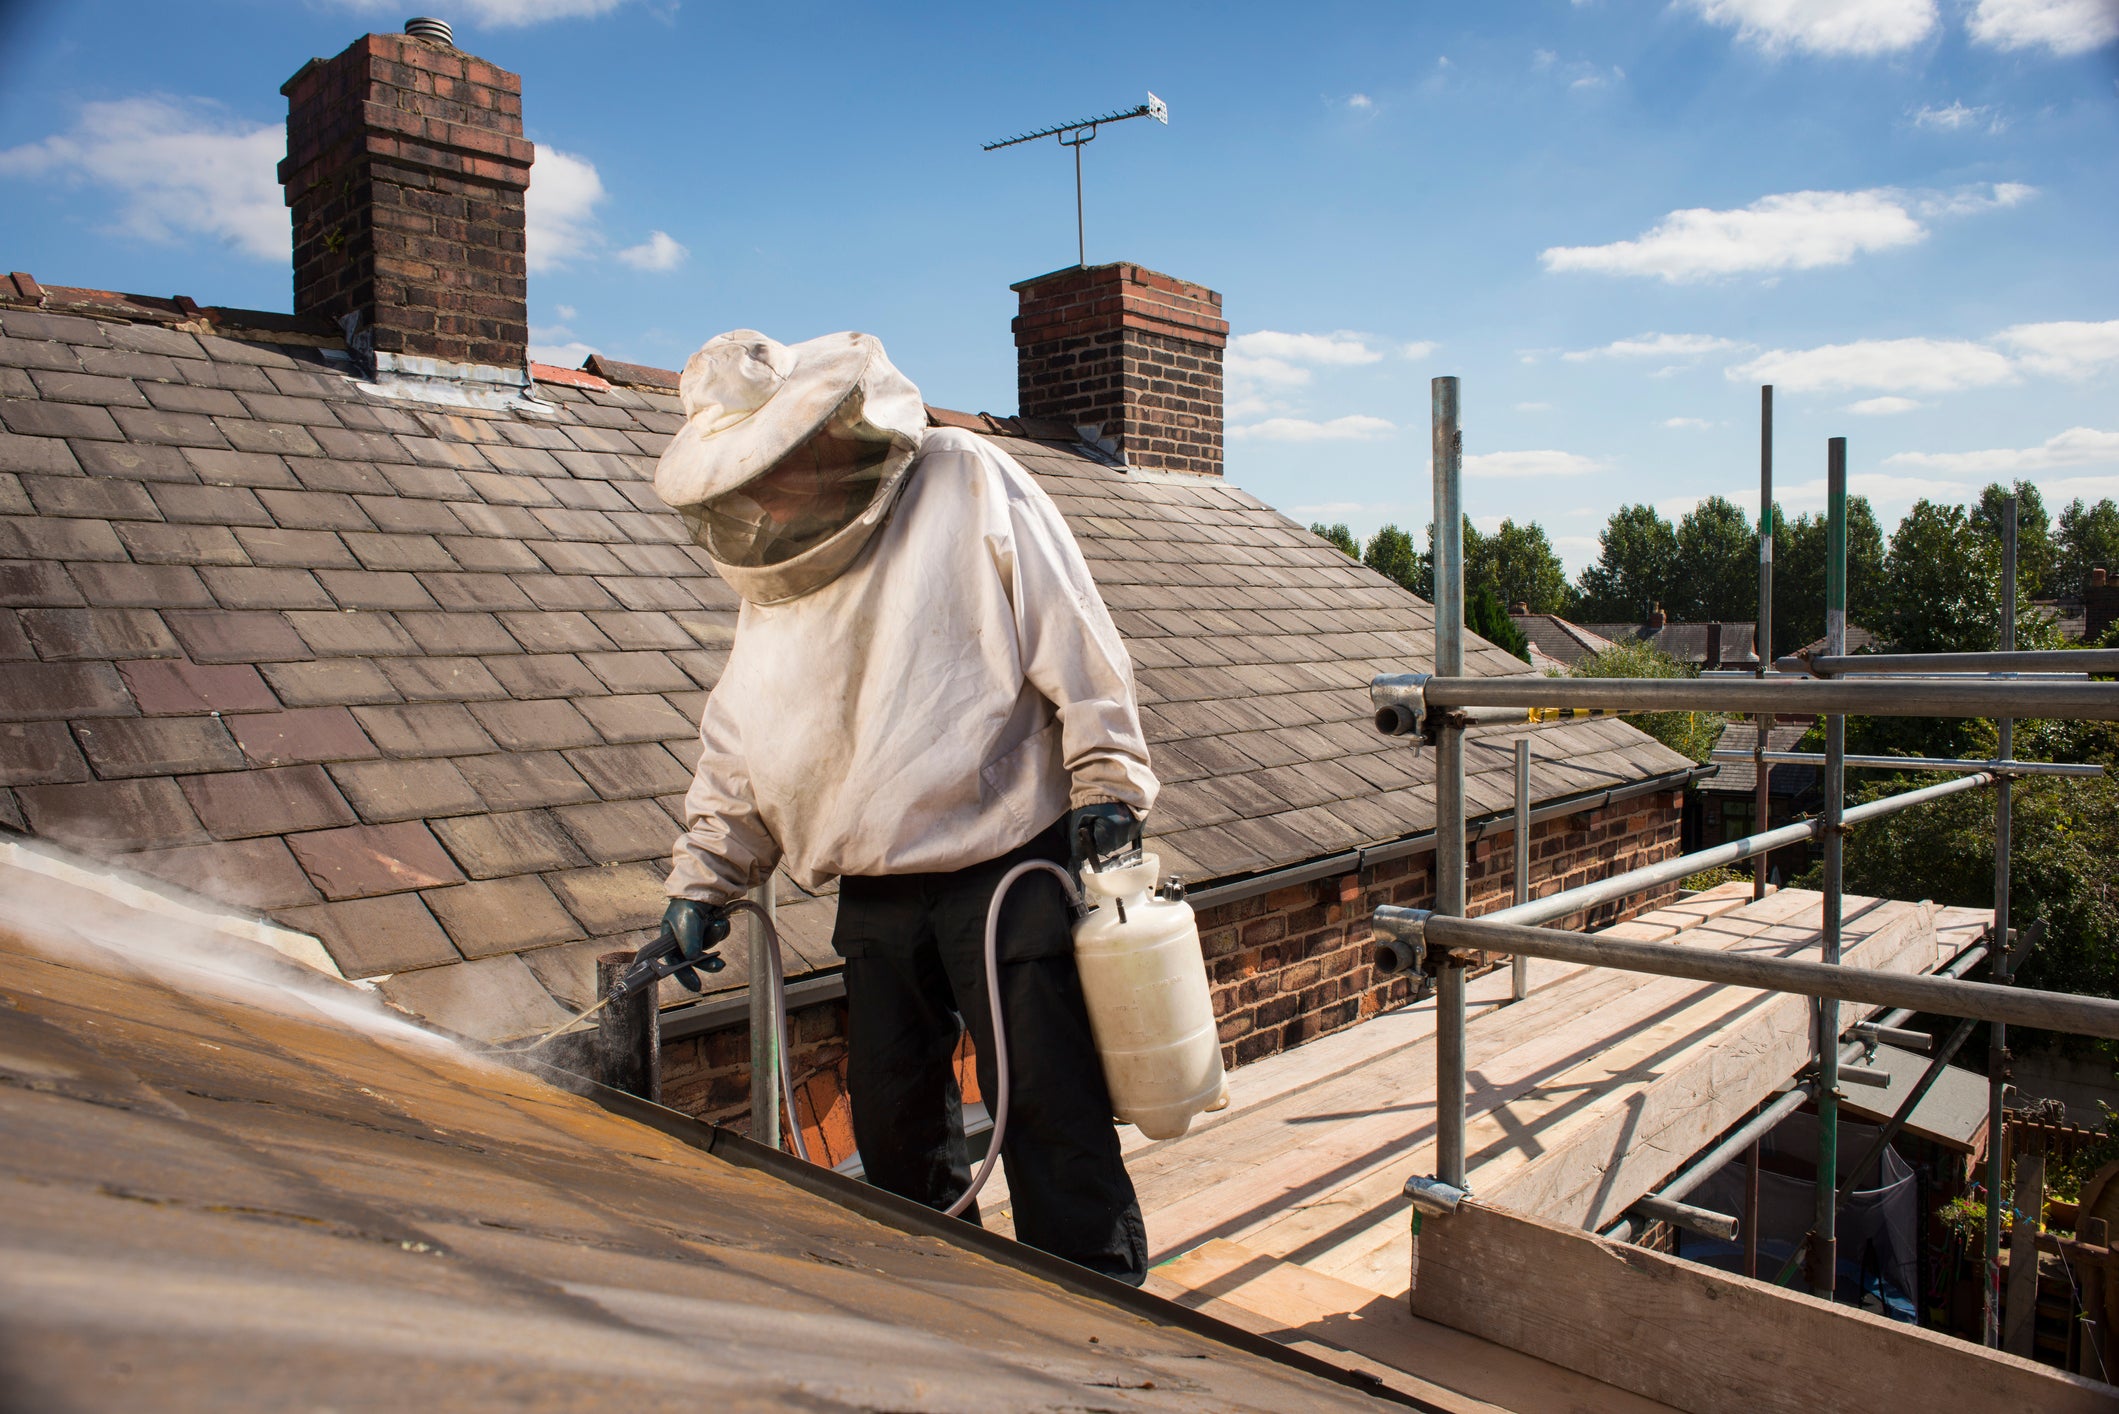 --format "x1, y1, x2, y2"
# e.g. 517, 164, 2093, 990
1404, 1175, 1468, 1219
1371, 673, 1432, 740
